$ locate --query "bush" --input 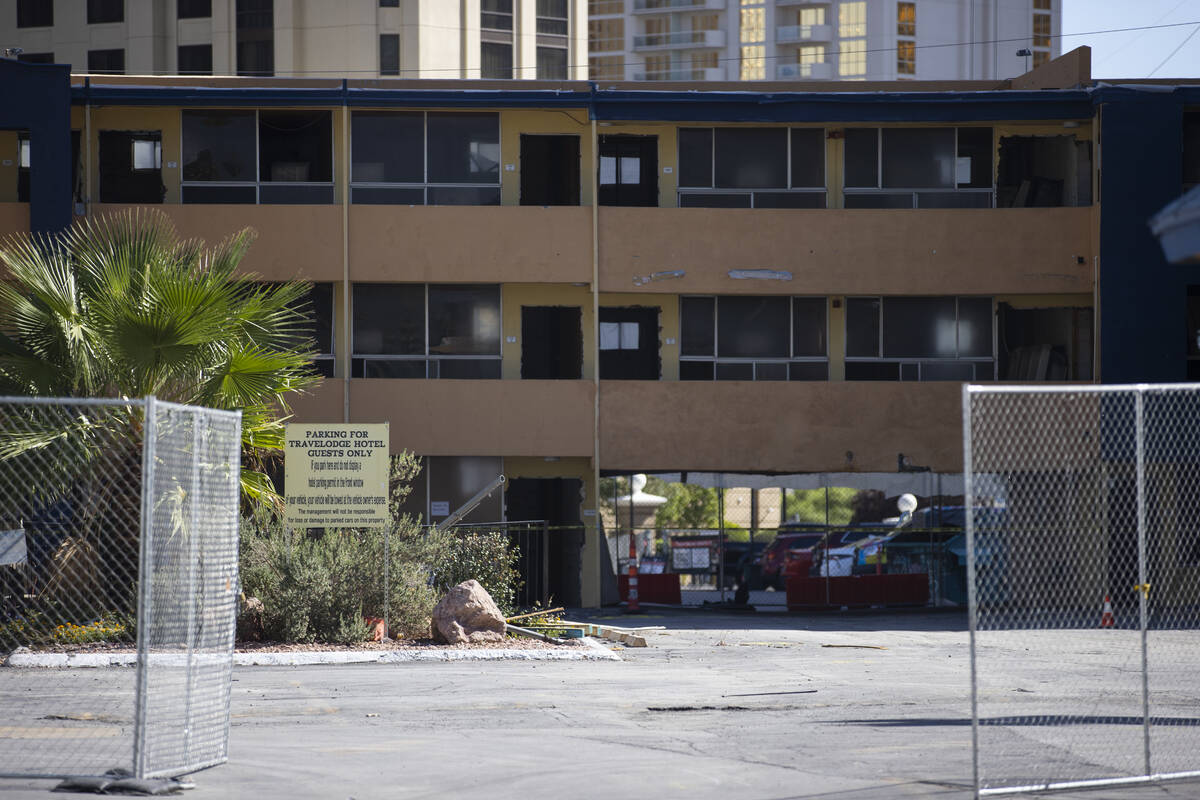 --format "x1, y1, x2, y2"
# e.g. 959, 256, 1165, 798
436, 529, 522, 615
